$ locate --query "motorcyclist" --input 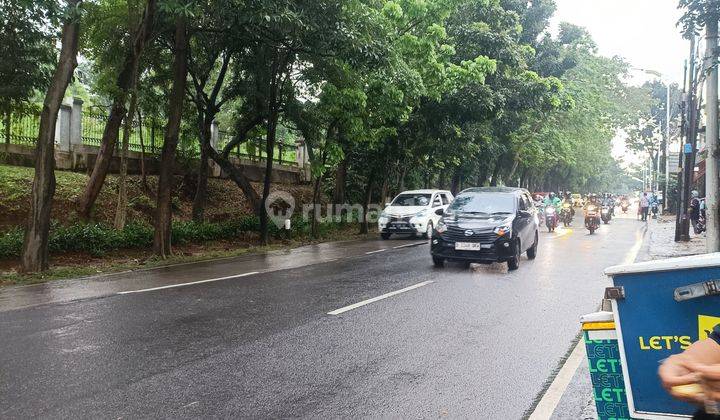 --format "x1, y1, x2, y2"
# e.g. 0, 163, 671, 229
543, 192, 562, 211
561, 192, 575, 217
584, 193, 600, 212
602, 193, 615, 216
